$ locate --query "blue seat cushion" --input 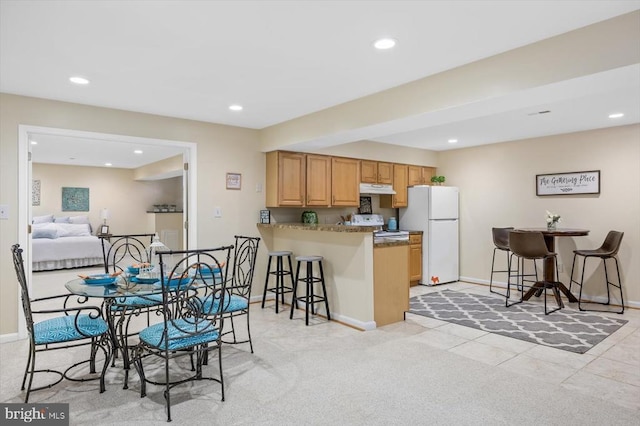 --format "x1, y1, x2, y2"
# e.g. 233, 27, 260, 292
139, 319, 219, 351
110, 294, 163, 310
34, 315, 109, 345
201, 294, 248, 314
